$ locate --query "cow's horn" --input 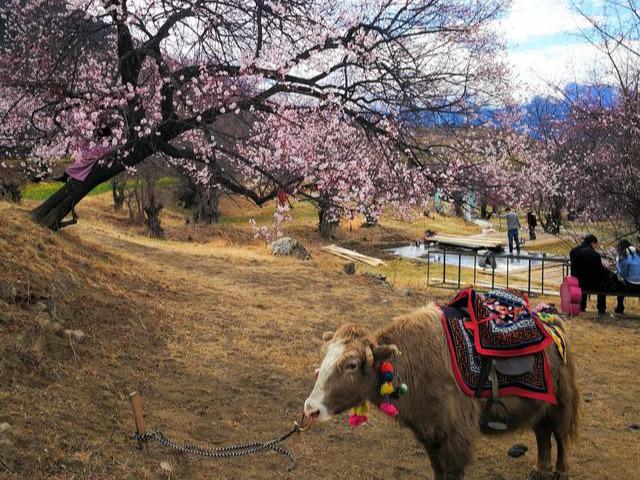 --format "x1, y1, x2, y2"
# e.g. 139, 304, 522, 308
373, 344, 400, 361
364, 346, 374, 366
